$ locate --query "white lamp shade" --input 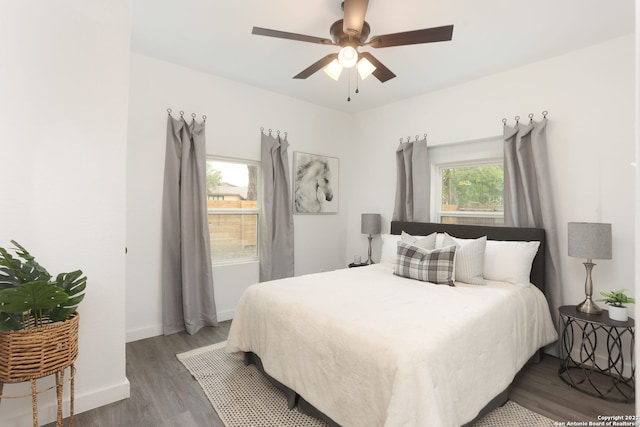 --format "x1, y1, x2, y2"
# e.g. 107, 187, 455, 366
338, 46, 358, 68
324, 59, 343, 80
568, 222, 612, 260
357, 57, 376, 80
361, 213, 381, 235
